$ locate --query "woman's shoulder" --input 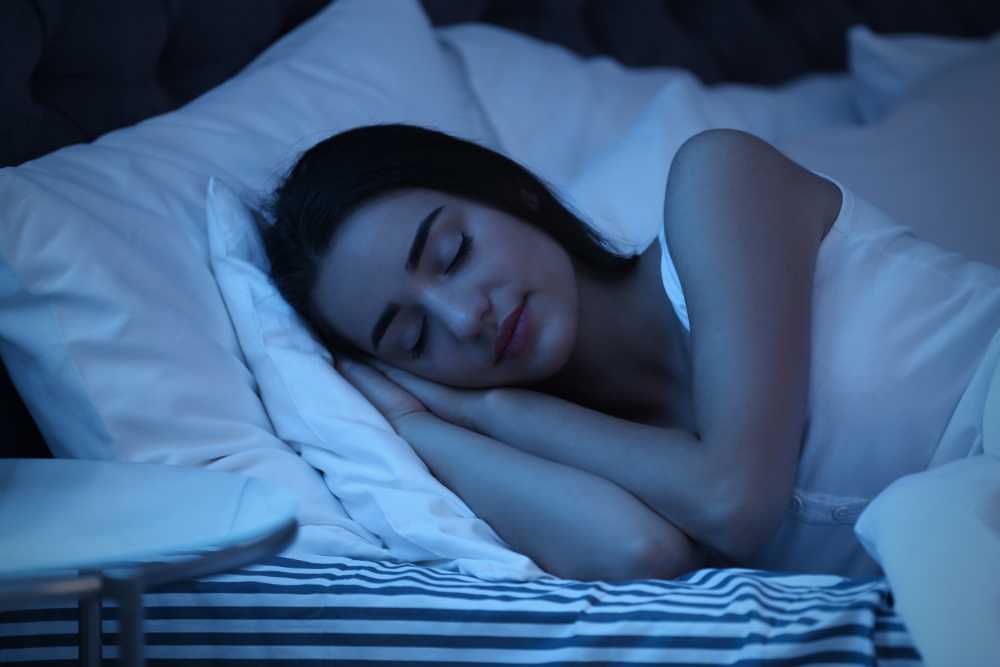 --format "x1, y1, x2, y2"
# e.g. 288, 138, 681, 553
667, 129, 842, 246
